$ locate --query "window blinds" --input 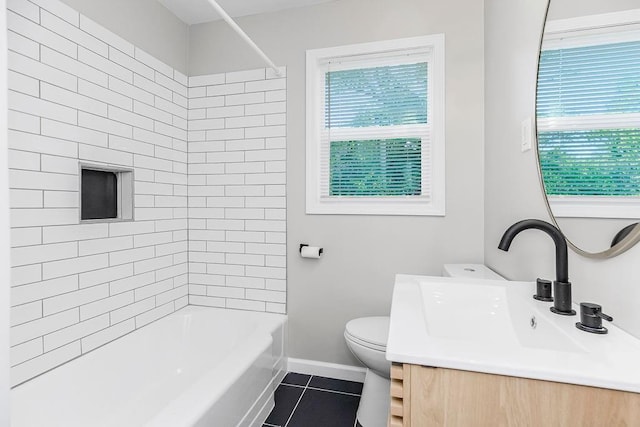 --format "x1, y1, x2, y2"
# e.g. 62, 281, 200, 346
329, 138, 422, 196
537, 38, 640, 197
325, 63, 428, 128
321, 61, 430, 198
